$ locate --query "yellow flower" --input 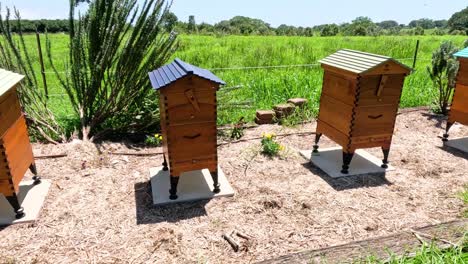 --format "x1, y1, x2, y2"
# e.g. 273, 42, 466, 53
154, 133, 160, 138
279, 145, 285, 151
159, 136, 163, 140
